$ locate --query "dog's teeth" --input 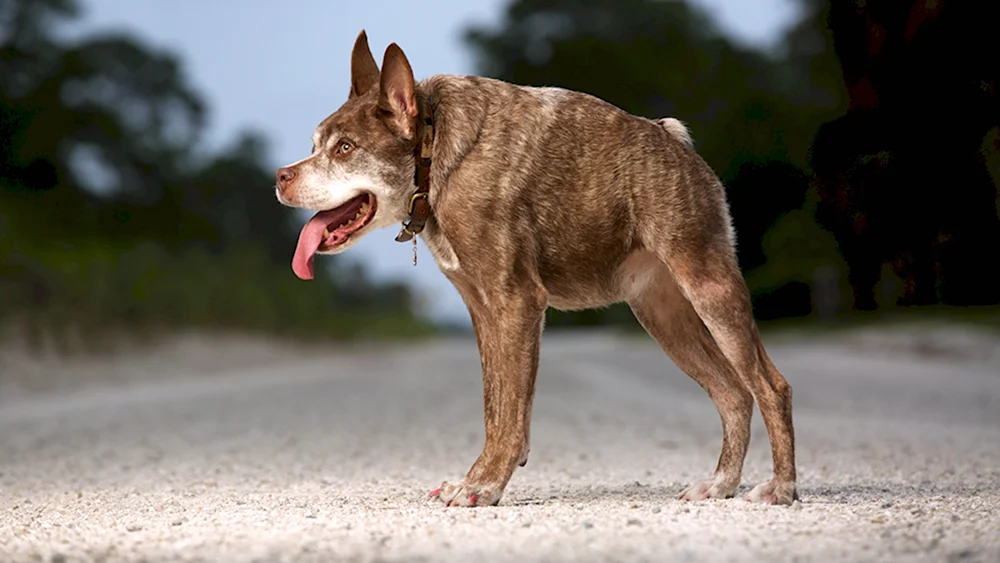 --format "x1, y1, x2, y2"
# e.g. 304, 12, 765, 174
323, 228, 331, 239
